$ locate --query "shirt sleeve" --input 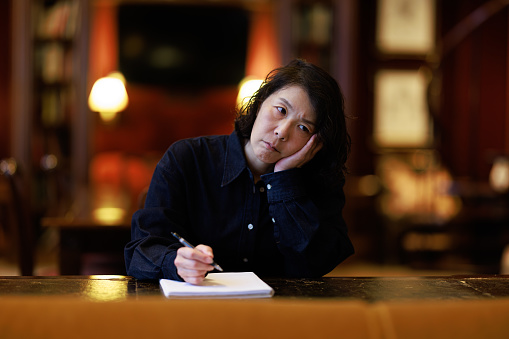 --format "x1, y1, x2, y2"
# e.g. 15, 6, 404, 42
261, 168, 354, 277
124, 151, 186, 281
